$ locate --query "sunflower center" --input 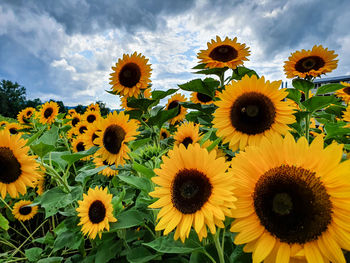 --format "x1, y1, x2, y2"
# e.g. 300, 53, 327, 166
343, 87, 350, 95
19, 206, 32, 215
76, 142, 85, 152
26, 111, 32, 117
161, 132, 168, 139
72, 117, 80, 127
295, 56, 325, 73
9, 128, 18, 135
119, 63, 141, 88
103, 125, 126, 154
196, 93, 213, 103
181, 137, 193, 148
253, 165, 332, 244
88, 200, 106, 224
209, 45, 238, 62
230, 92, 276, 135
44, 107, 53, 119
92, 133, 99, 146
87, 115, 96, 123
172, 169, 212, 214
0, 147, 22, 184
79, 126, 87, 134
103, 160, 109, 166
167, 101, 181, 116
